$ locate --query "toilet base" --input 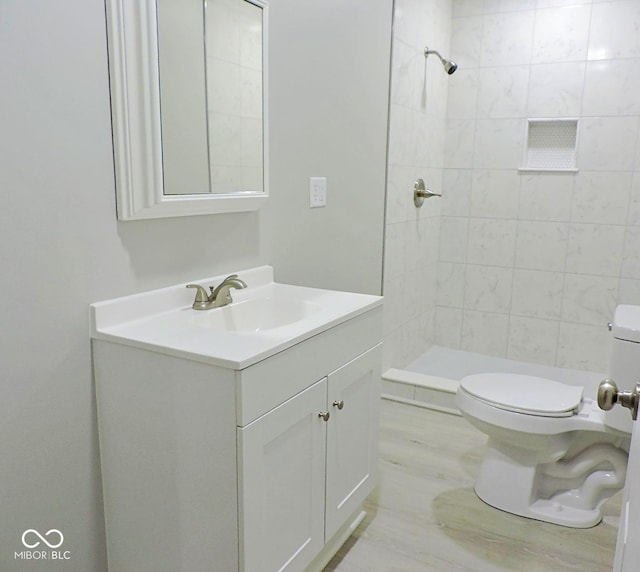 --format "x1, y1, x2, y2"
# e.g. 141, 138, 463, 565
474, 438, 626, 529
475, 486, 602, 528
